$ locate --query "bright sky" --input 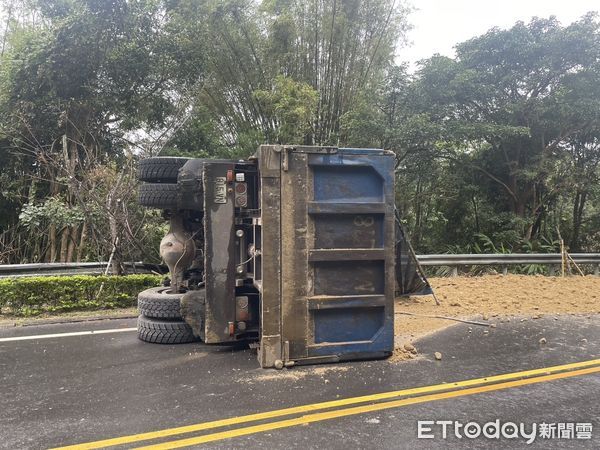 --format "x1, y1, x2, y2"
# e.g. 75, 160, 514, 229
400, 0, 599, 69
